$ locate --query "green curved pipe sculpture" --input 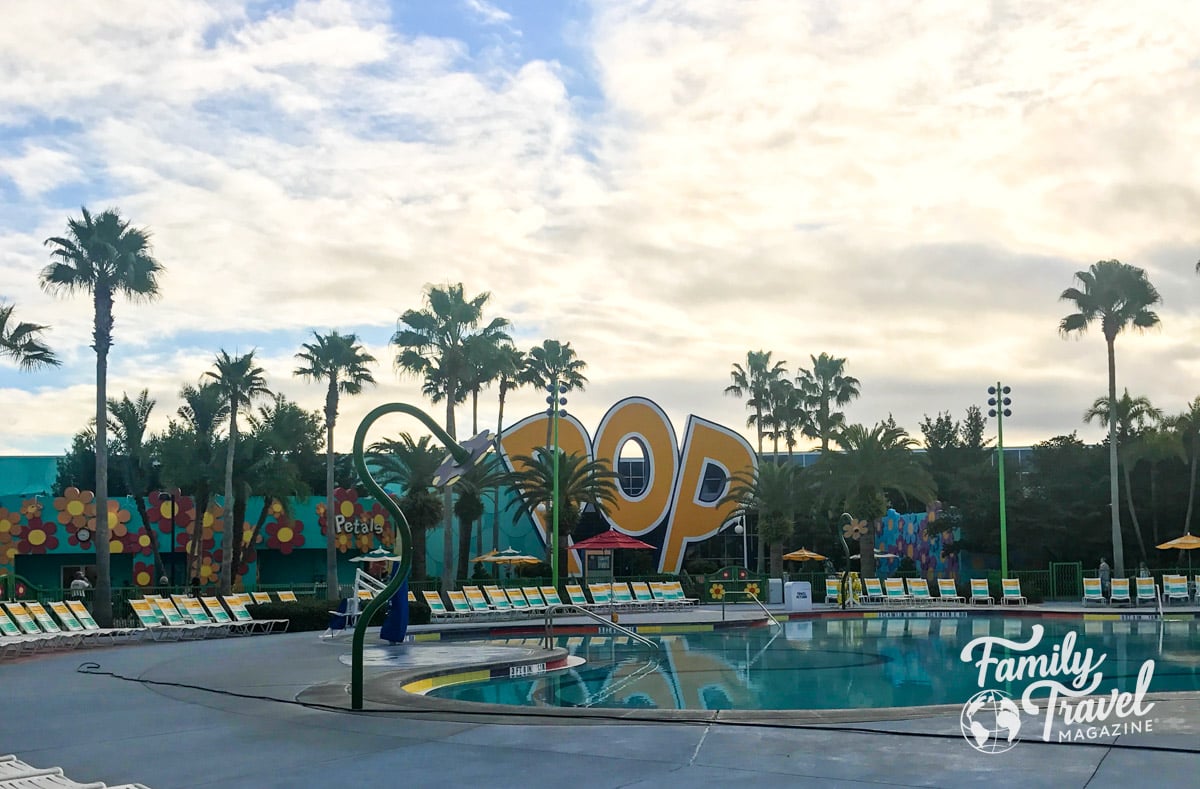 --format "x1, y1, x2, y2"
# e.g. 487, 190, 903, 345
349, 402, 491, 710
